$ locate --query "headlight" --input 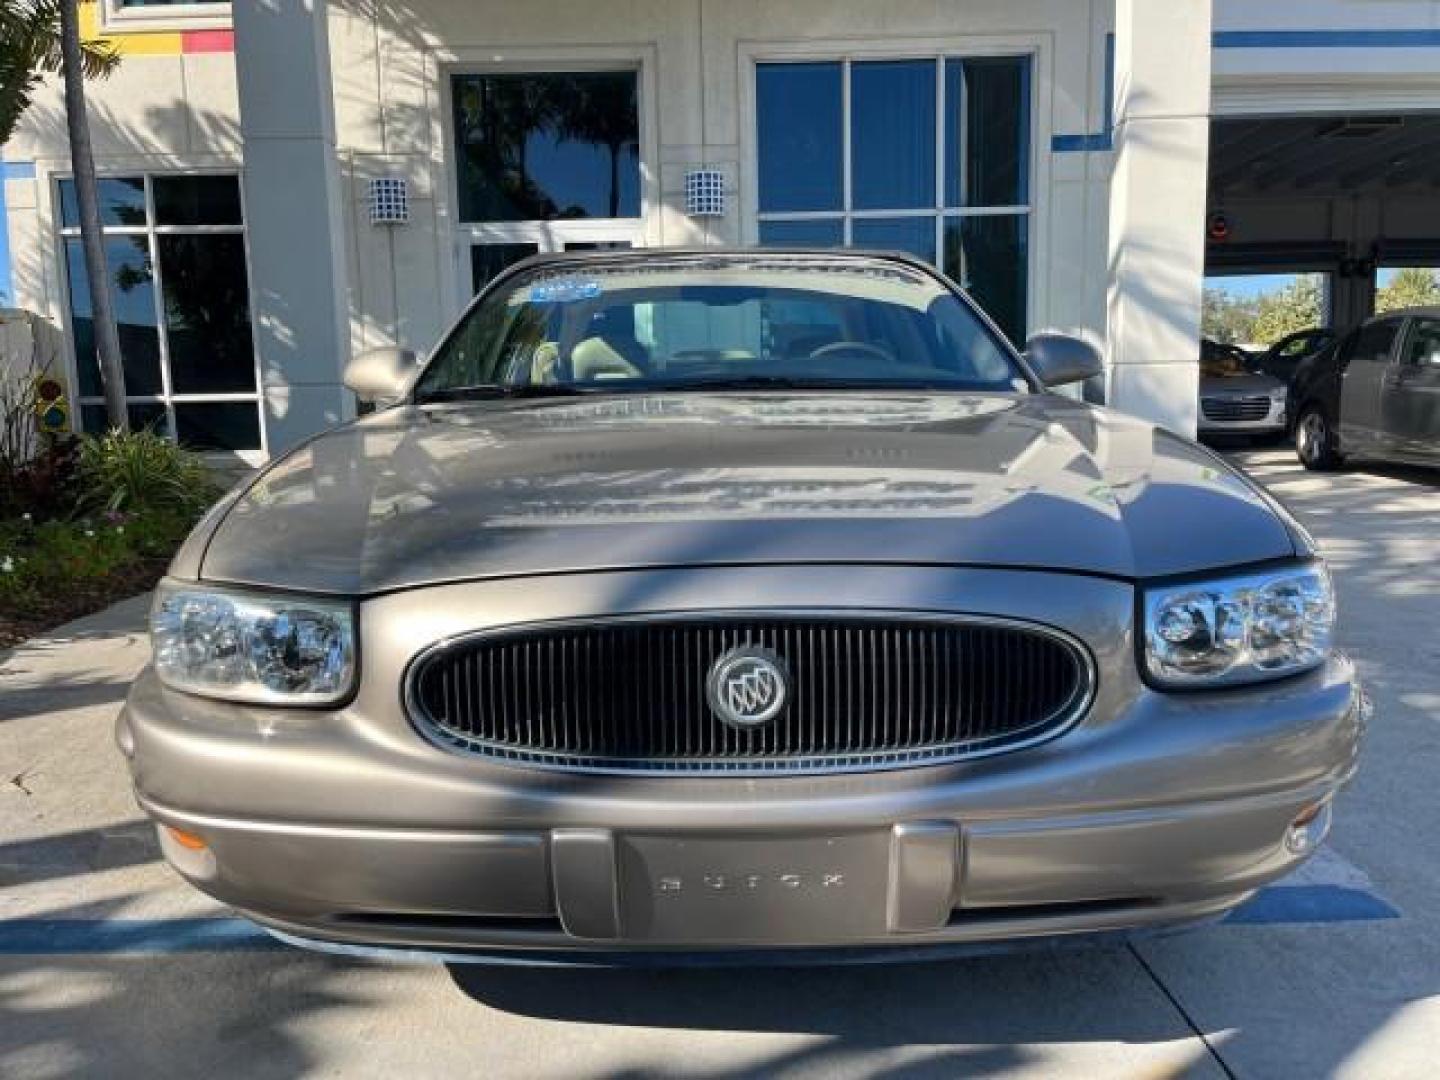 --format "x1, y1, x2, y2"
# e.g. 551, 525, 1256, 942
150, 580, 356, 704
1143, 563, 1334, 688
